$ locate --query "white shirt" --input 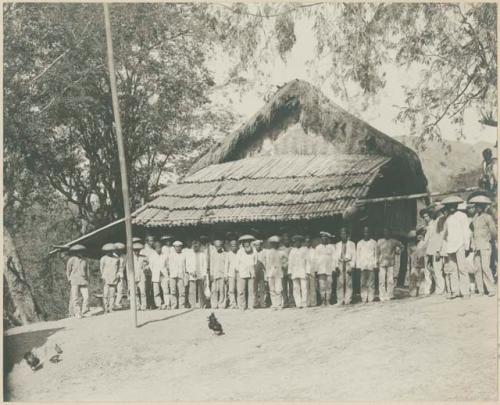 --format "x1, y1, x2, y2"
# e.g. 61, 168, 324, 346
356, 239, 377, 270
168, 250, 186, 279
237, 248, 257, 278
226, 251, 239, 278
148, 250, 168, 282
443, 211, 471, 254
335, 241, 356, 269
314, 244, 336, 275
185, 249, 208, 280
288, 247, 308, 279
